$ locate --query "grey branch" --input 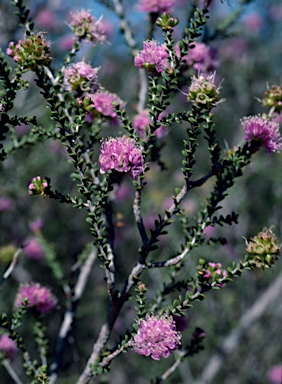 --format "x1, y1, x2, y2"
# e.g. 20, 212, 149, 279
194, 270, 282, 384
